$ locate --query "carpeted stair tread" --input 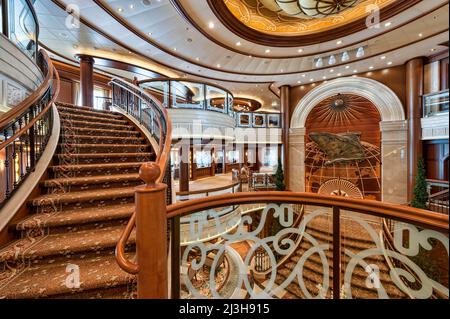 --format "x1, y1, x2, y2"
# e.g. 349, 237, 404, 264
0, 225, 136, 264
65, 127, 141, 136
30, 187, 136, 206
59, 113, 128, 125
61, 135, 146, 143
0, 252, 134, 299
56, 103, 120, 115
61, 119, 134, 130
56, 152, 153, 159
15, 204, 135, 231
58, 143, 149, 149
56, 106, 123, 119
42, 173, 141, 187
50, 162, 144, 172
